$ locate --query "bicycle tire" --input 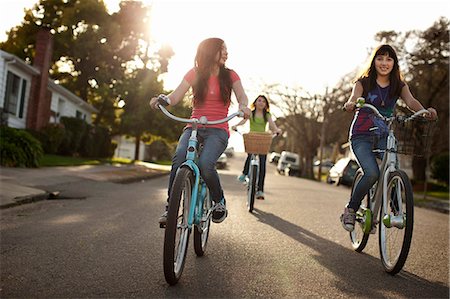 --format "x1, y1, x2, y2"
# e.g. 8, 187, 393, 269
247, 164, 257, 213
194, 185, 211, 256
350, 169, 372, 252
163, 167, 193, 285
379, 169, 414, 275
